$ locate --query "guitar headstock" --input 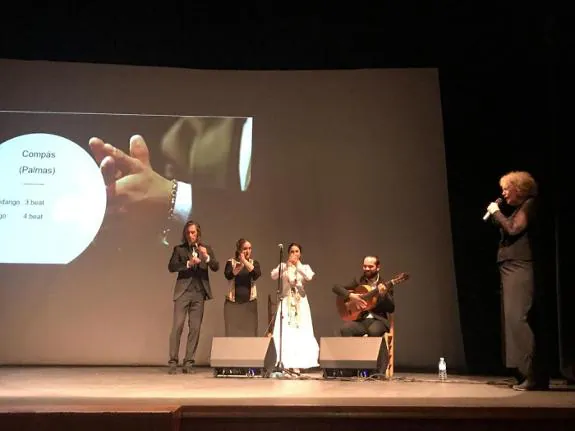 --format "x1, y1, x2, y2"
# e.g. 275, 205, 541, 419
390, 272, 409, 285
